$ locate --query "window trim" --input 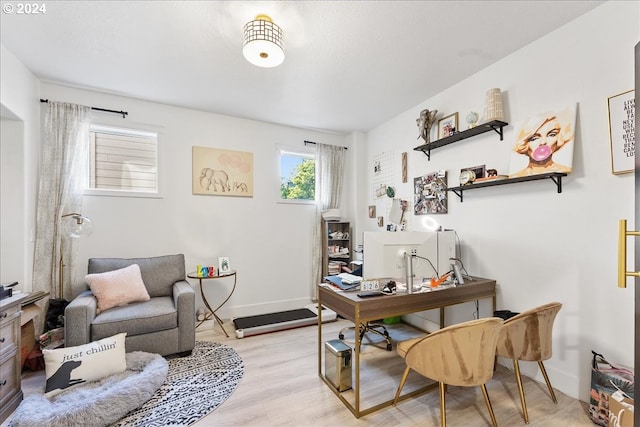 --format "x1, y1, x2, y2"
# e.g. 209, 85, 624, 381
85, 124, 162, 199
